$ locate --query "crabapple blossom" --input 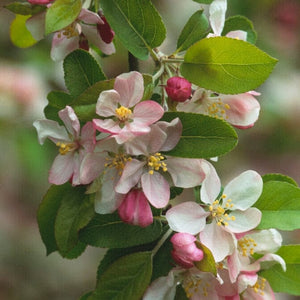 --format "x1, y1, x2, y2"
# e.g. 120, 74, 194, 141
165, 76, 192, 102
166, 170, 263, 262
93, 71, 164, 144
33, 106, 95, 186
